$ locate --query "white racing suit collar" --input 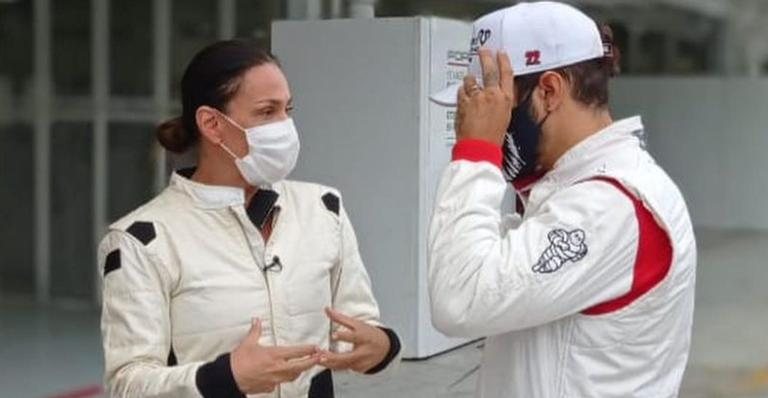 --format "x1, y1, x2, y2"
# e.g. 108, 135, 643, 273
169, 168, 285, 210
548, 116, 645, 184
